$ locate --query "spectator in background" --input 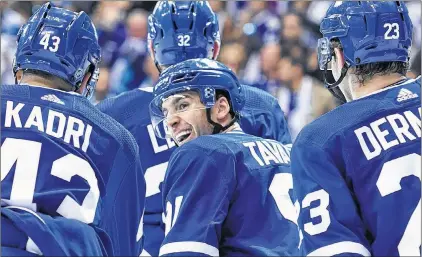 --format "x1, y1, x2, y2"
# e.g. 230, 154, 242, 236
108, 9, 149, 97
280, 13, 309, 50
93, 67, 110, 103
239, 1, 280, 45
92, 1, 130, 68
243, 42, 281, 95
277, 54, 337, 140
209, 0, 228, 38
1, 1, 32, 85
218, 42, 246, 77
139, 55, 160, 89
